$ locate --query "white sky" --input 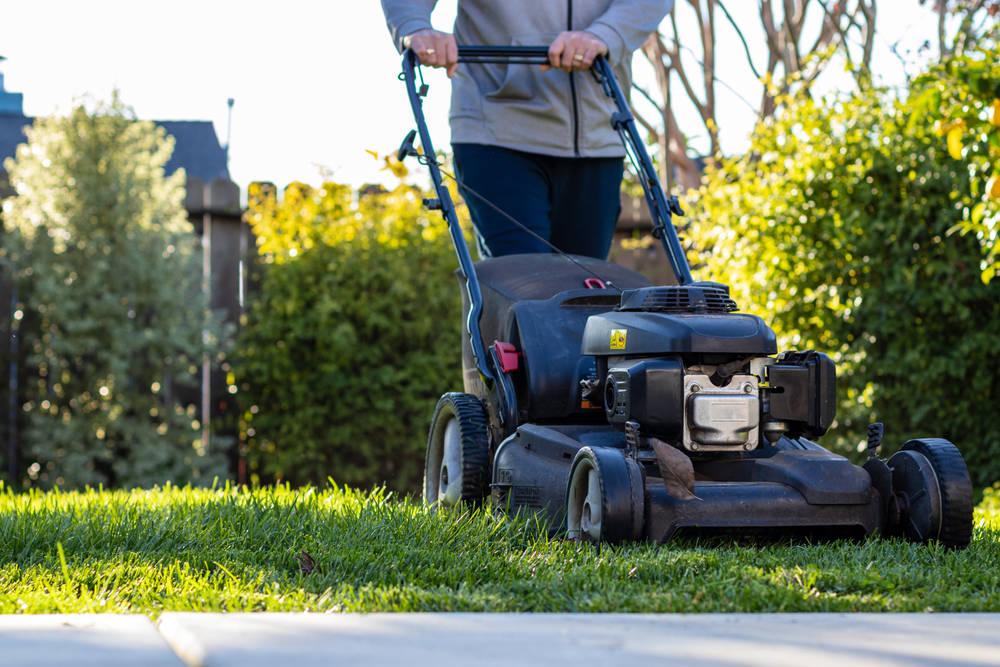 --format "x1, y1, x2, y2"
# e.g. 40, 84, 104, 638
1, 1, 946, 191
